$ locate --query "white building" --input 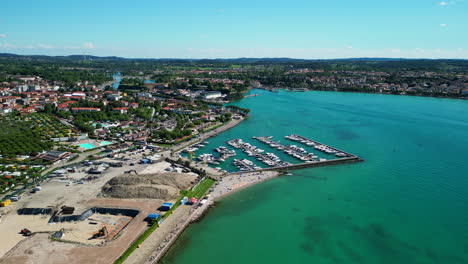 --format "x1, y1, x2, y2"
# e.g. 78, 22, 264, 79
203, 91, 223, 100
15, 85, 29, 93
107, 93, 122, 101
